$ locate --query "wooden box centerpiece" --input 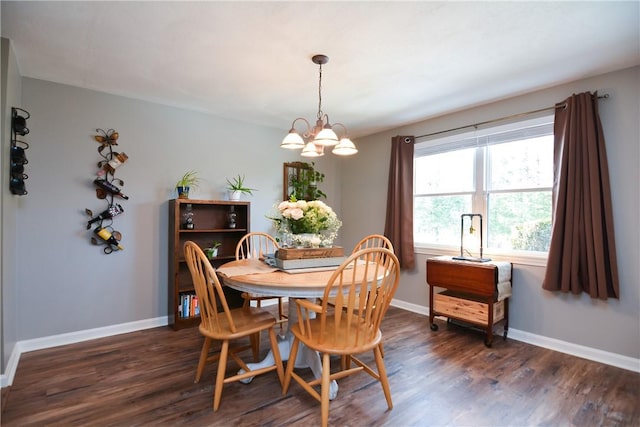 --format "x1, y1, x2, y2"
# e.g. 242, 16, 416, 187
276, 246, 344, 260
274, 247, 345, 270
